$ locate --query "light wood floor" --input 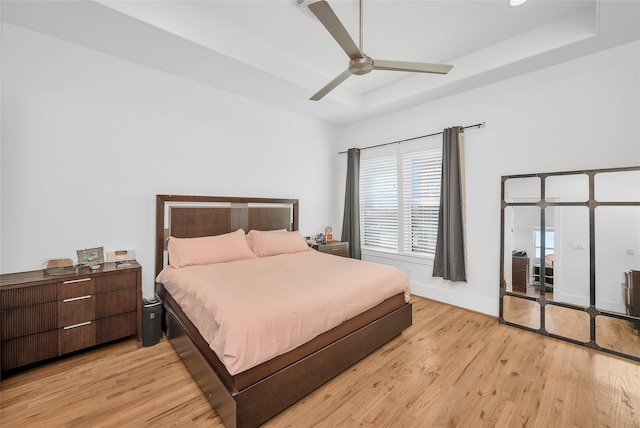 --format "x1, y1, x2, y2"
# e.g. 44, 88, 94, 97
2, 296, 640, 427
504, 294, 640, 356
